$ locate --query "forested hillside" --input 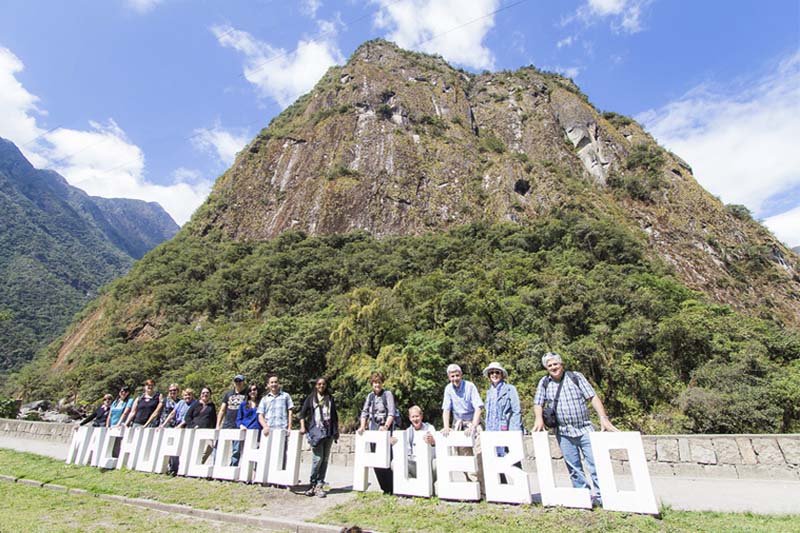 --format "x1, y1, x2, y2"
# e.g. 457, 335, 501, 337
17, 218, 800, 433
0, 138, 178, 375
